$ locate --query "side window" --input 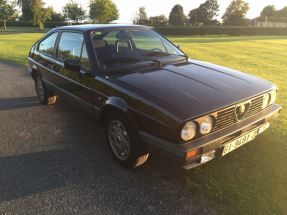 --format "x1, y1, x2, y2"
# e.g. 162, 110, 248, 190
81, 43, 91, 70
39, 32, 58, 56
57, 32, 84, 60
